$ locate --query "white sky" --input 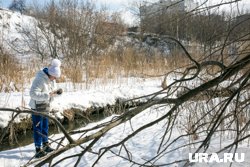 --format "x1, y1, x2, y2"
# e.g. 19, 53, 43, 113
1, 0, 250, 25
